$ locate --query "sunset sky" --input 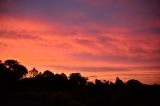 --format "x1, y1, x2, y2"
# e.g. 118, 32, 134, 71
0, 0, 160, 84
